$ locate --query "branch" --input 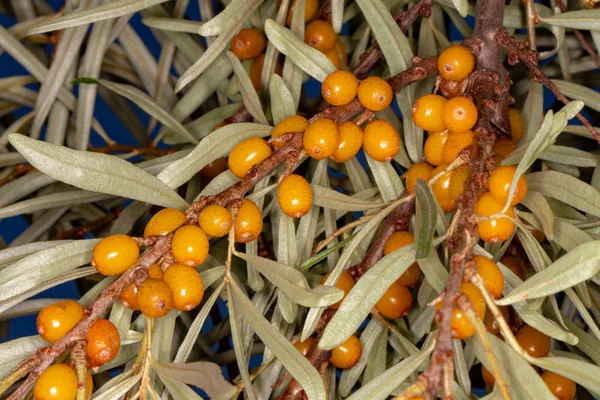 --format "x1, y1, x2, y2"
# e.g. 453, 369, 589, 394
554, 0, 600, 69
